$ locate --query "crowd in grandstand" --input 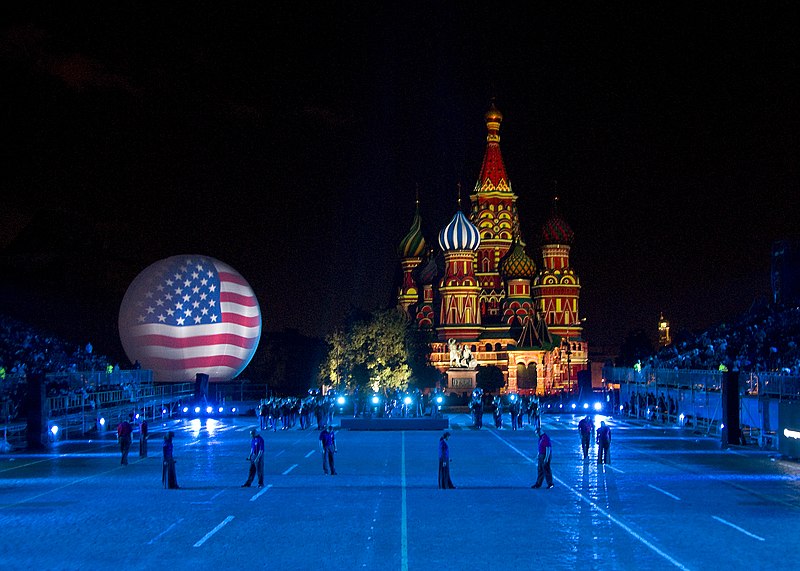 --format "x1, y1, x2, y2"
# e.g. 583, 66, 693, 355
646, 301, 800, 374
0, 314, 115, 418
